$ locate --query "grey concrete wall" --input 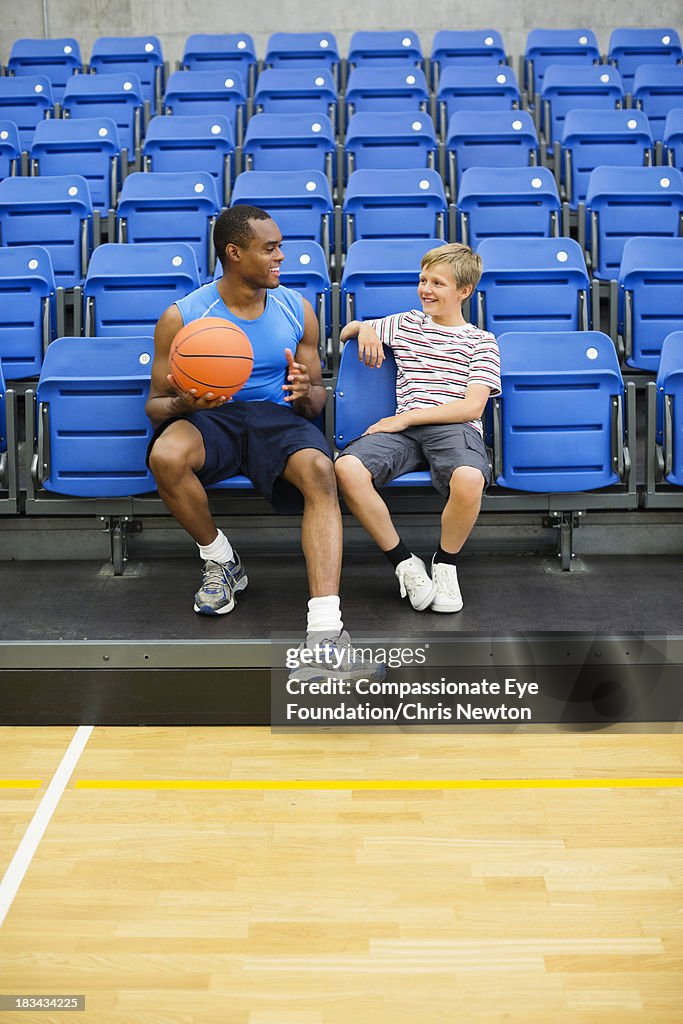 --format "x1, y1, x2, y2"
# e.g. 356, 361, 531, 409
1, 0, 682, 70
